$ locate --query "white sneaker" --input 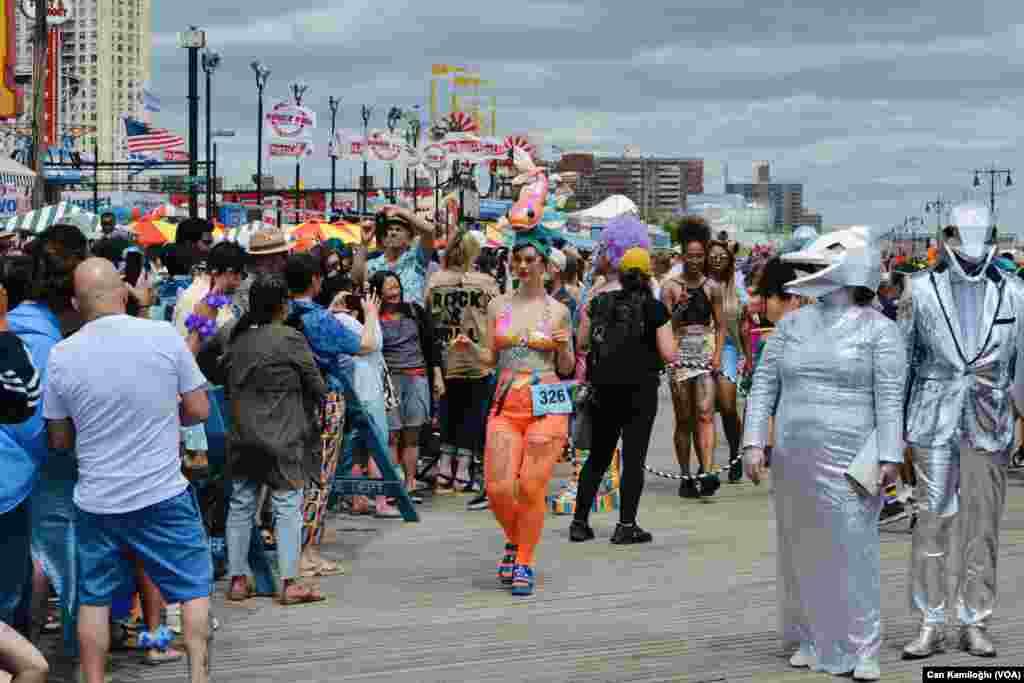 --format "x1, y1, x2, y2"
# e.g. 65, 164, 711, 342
789, 645, 814, 668
853, 659, 881, 681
